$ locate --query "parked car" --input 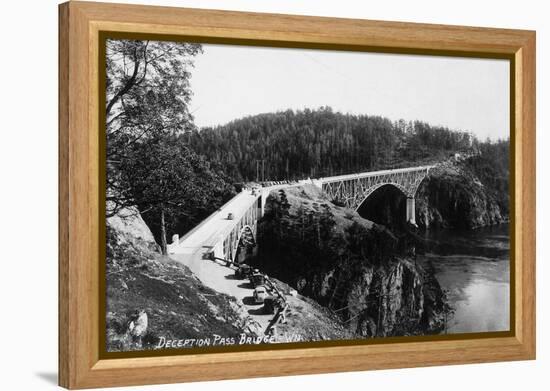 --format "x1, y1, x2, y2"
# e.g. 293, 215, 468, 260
249, 271, 265, 287
253, 286, 268, 304
235, 264, 252, 279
